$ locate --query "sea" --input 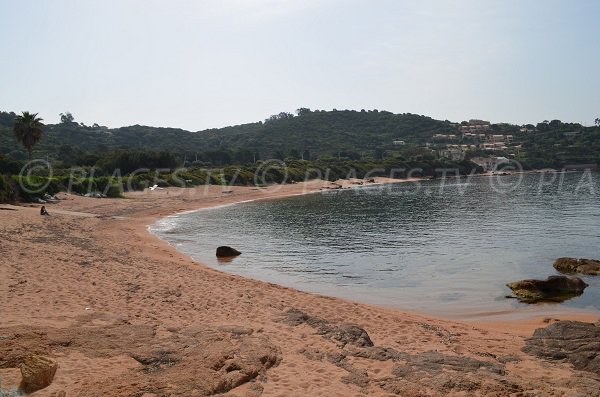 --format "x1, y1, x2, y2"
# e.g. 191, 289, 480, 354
150, 171, 600, 319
